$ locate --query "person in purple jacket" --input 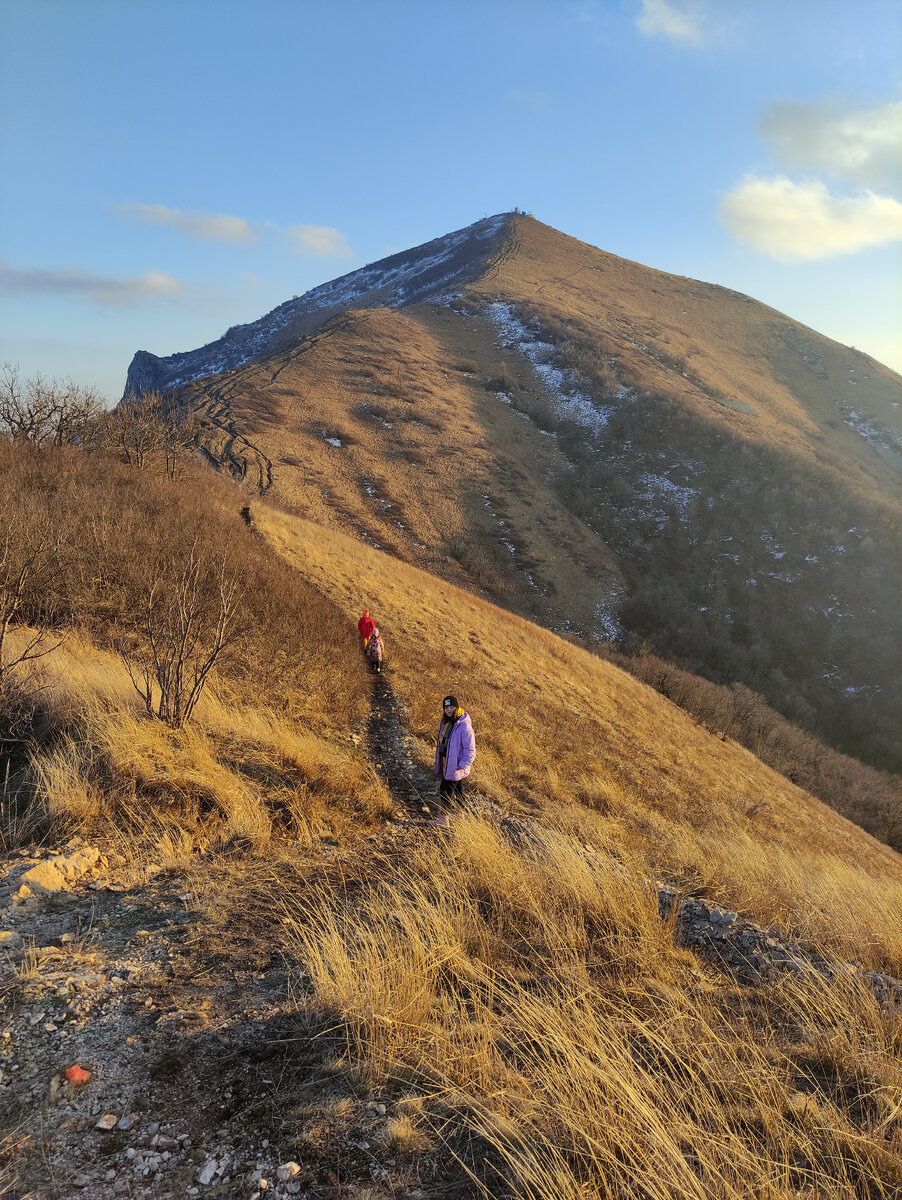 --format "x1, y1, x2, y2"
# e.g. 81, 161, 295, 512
434, 695, 476, 803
